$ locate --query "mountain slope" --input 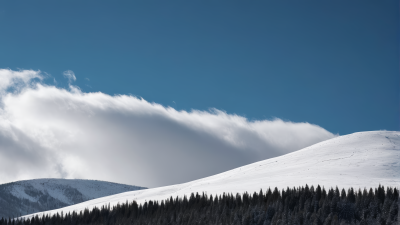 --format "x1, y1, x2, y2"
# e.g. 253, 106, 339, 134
23, 131, 400, 219
0, 179, 145, 218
